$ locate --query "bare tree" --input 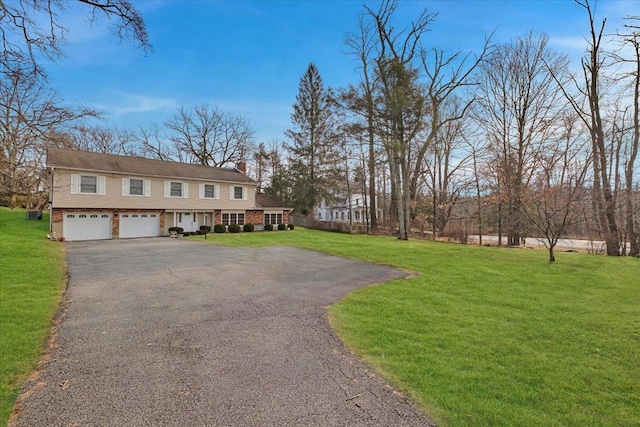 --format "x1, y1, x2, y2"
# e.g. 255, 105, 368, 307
475, 31, 569, 246
522, 114, 591, 262
614, 17, 640, 256
65, 124, 138, 155
344, 14, 380, 231
165, 104, 255, 167
364, 0, 434, 240
1, 0, 151, 77
0, 72, 98, 207
136, 124, 175, 161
